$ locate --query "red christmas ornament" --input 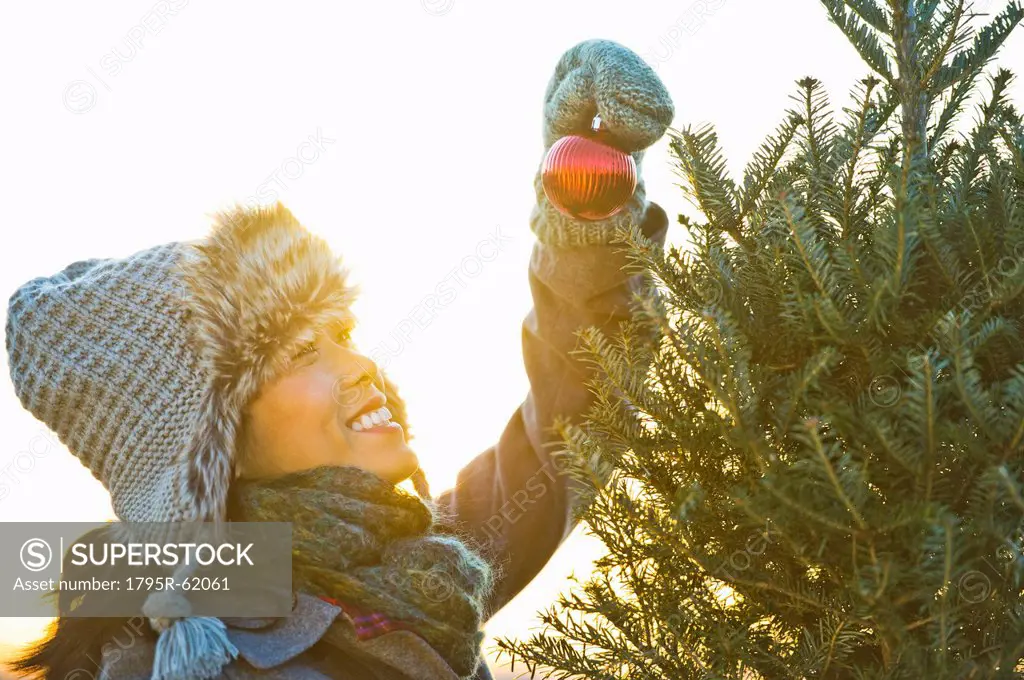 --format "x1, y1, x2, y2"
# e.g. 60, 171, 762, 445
542, 114, 637, 221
